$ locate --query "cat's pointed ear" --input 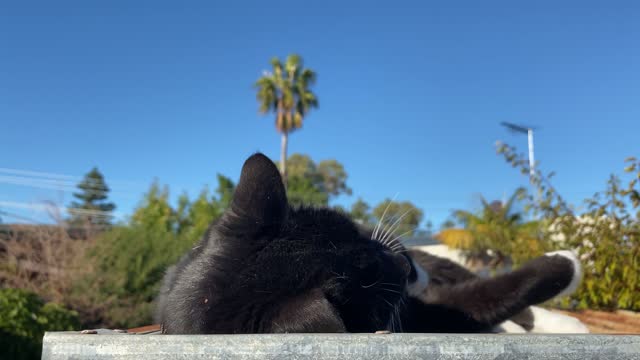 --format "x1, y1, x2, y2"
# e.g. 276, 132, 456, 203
230, 153, 287, 227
